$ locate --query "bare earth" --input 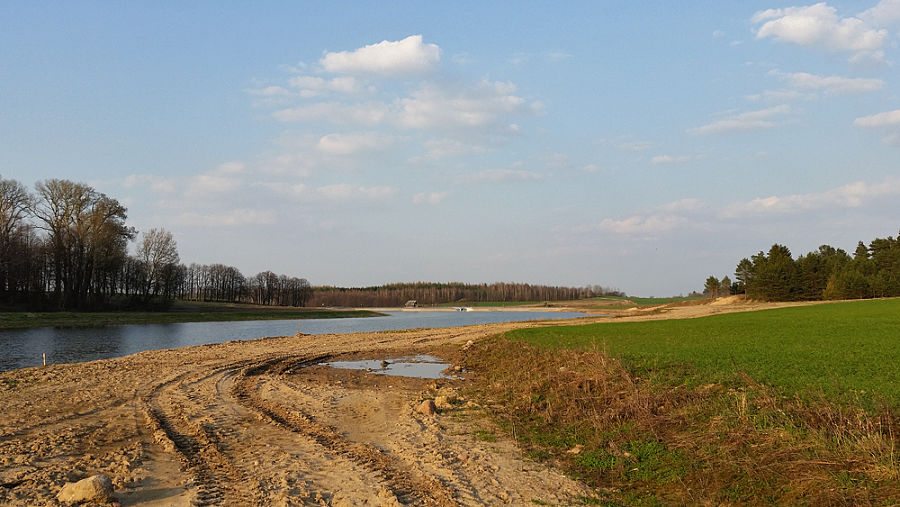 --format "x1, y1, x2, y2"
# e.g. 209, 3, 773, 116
0, 298, 813, 505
